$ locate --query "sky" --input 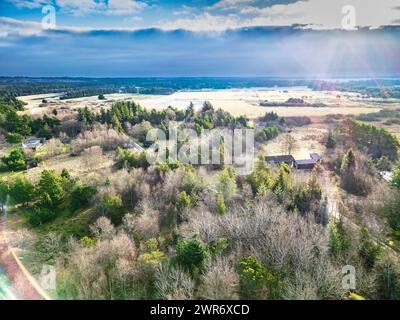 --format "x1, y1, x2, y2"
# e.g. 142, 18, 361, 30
0, 0, 400, 77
